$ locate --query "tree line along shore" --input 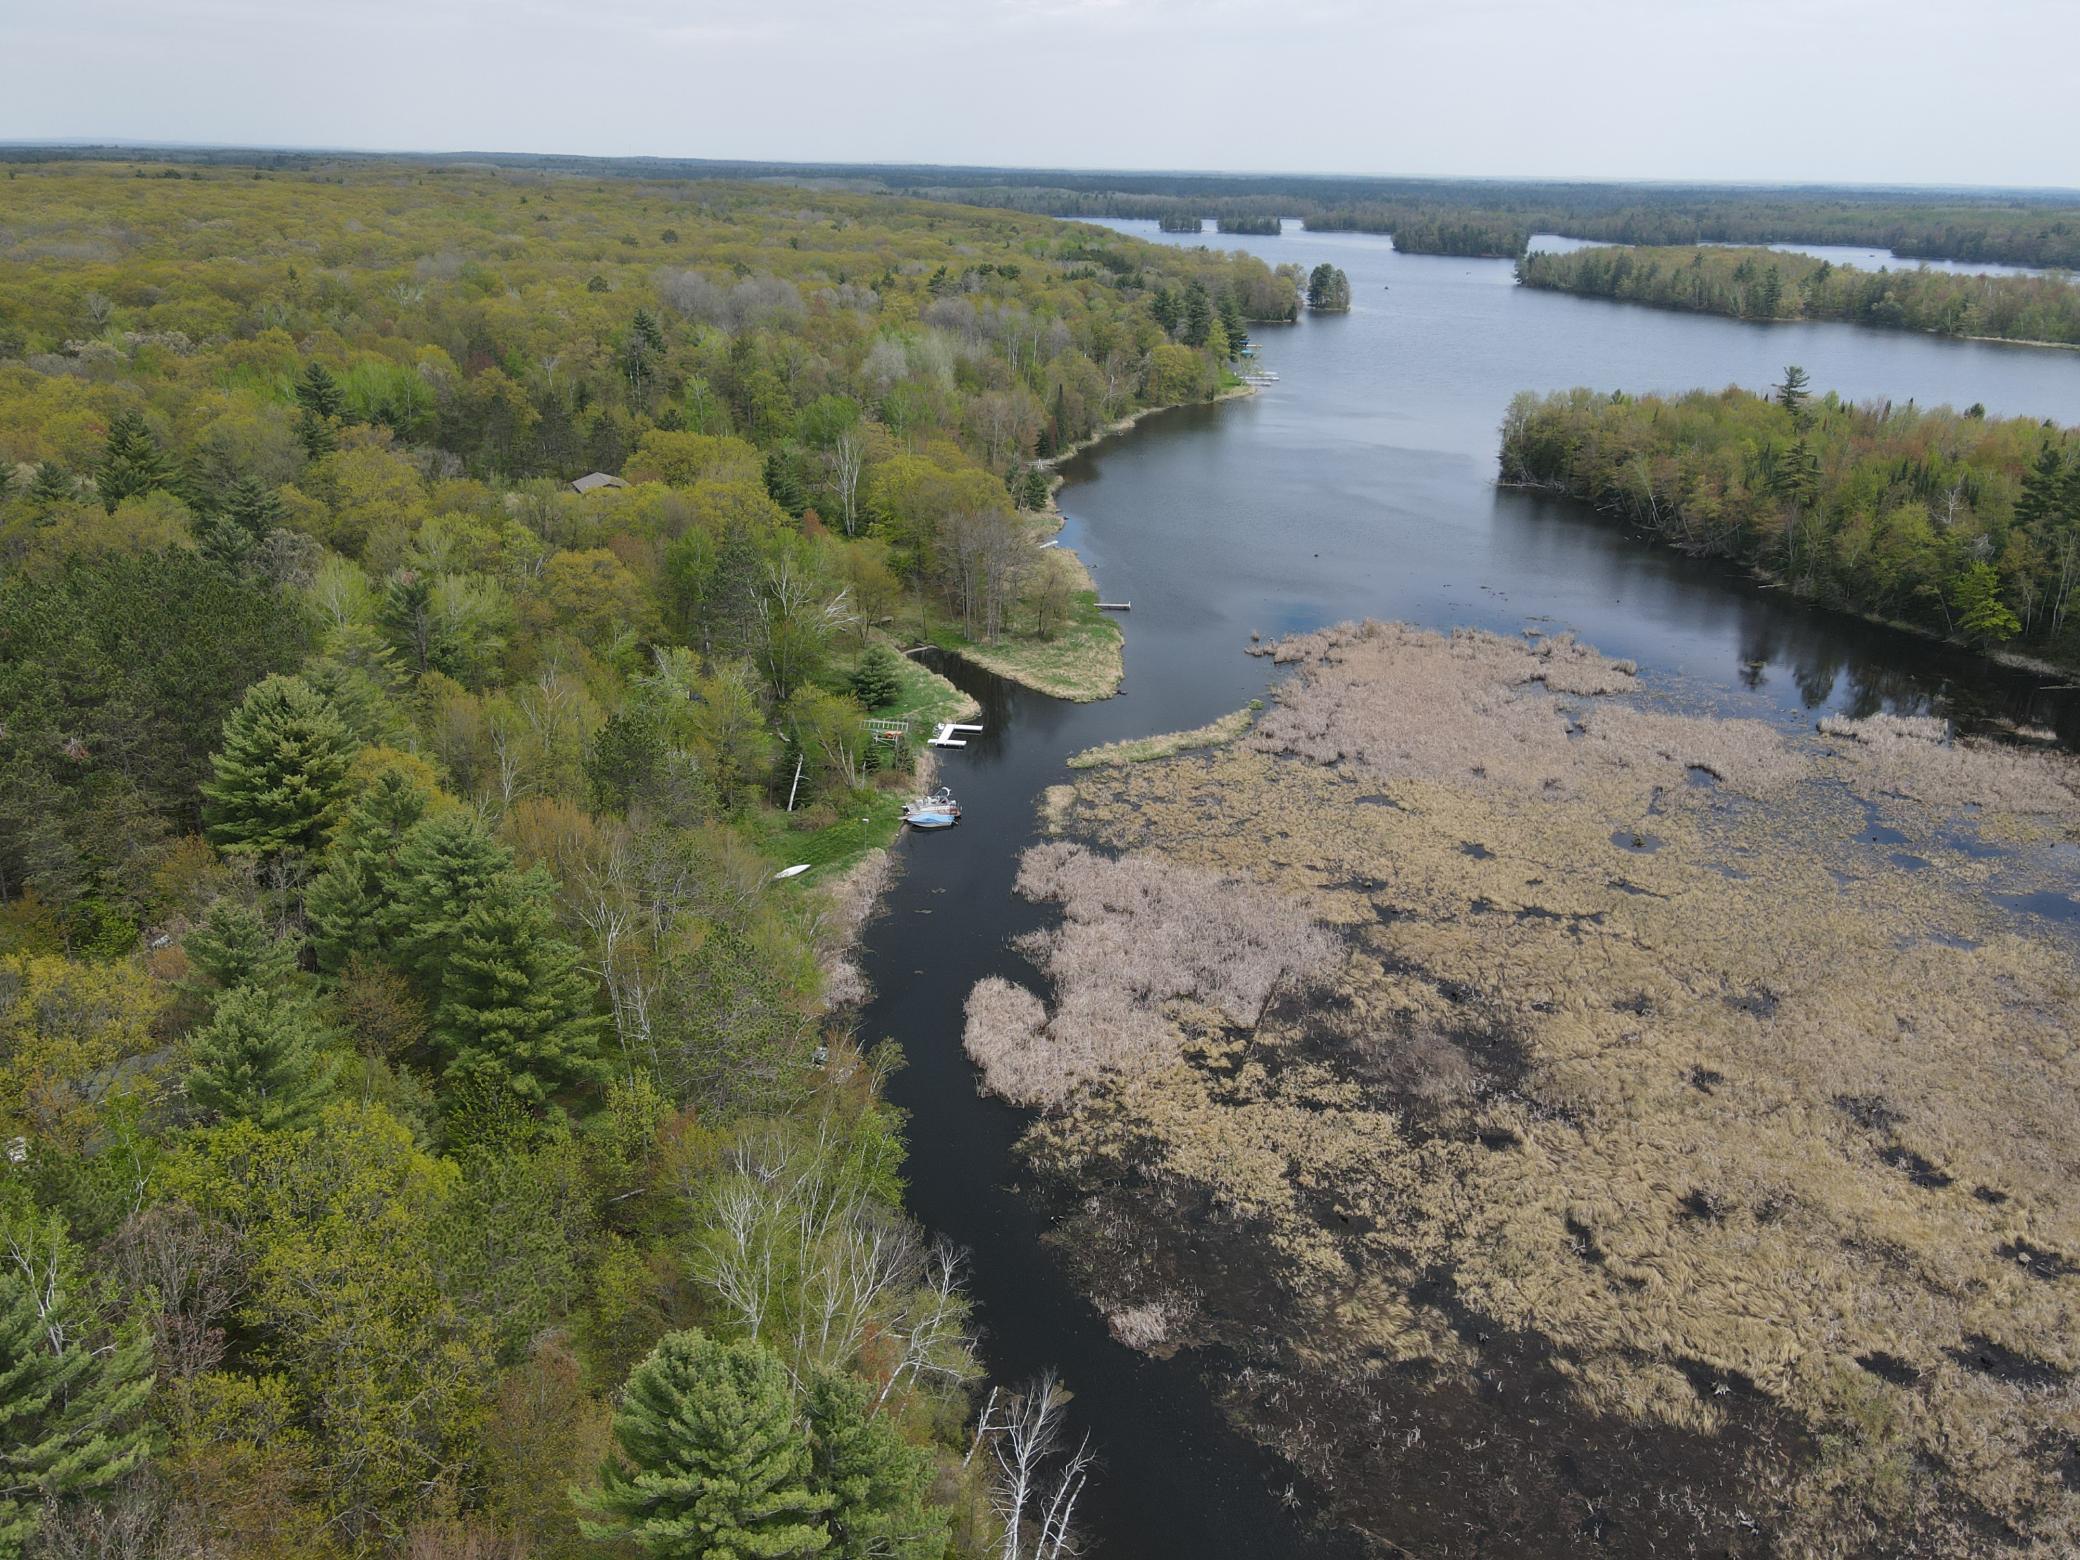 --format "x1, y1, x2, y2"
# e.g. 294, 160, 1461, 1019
1516, 243, 2080, 347
0, 155, 1320, 1556
1500, 374, 2080, 670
